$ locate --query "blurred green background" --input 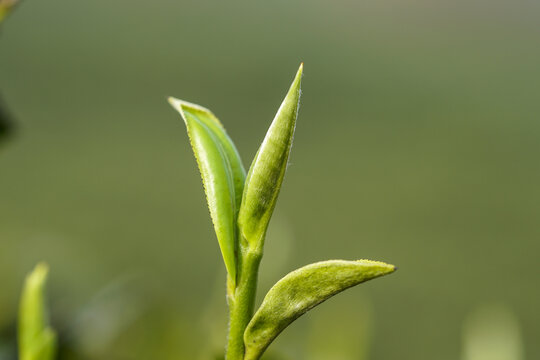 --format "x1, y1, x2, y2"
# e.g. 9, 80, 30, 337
1, 0, 539, 359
